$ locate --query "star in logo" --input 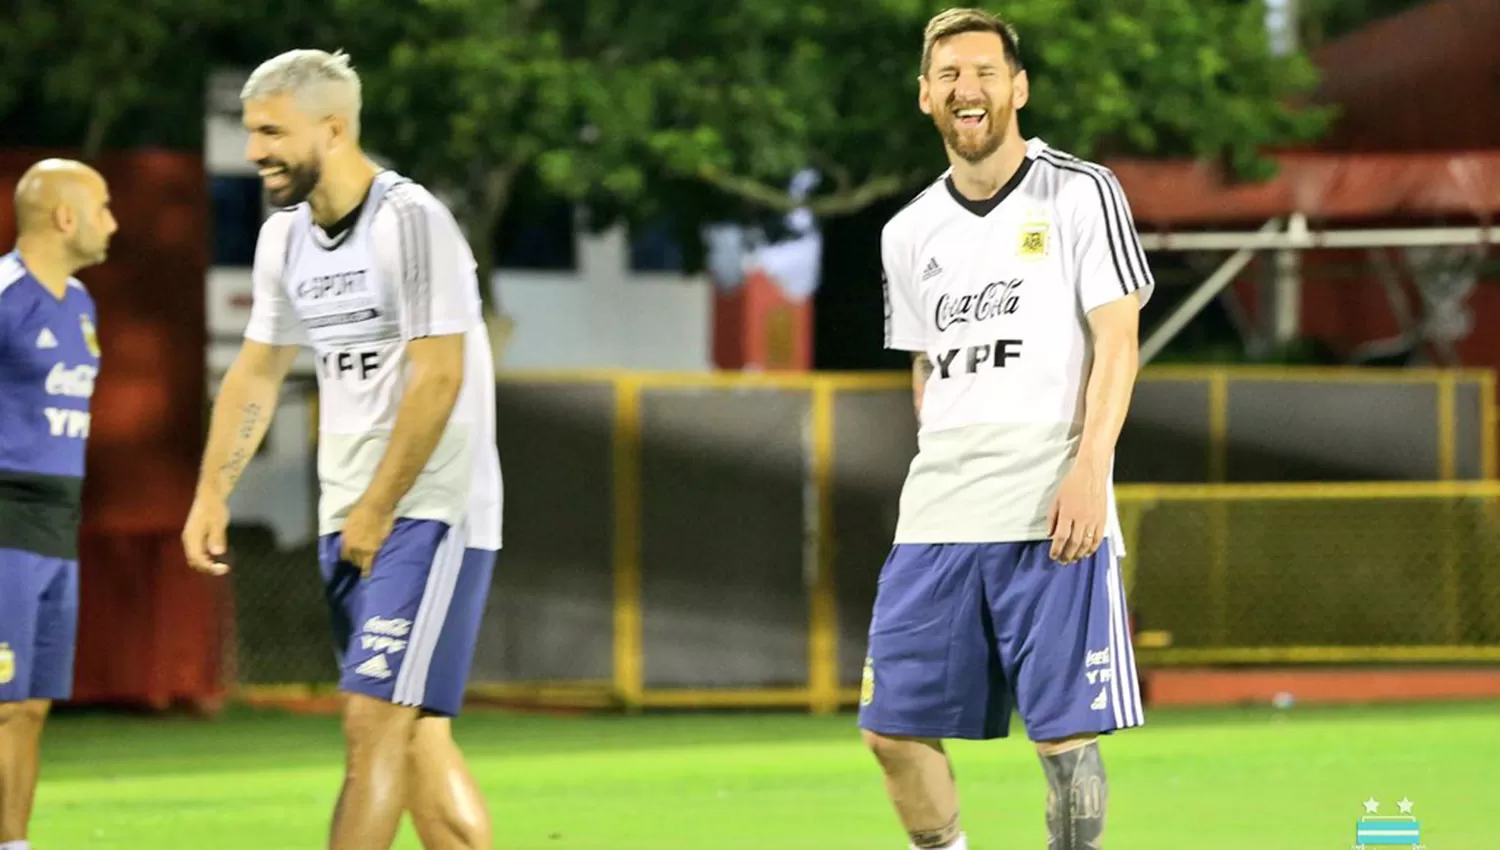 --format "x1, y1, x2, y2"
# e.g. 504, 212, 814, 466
1363, 798, 1381, 814
1398, 798, 1415, 814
